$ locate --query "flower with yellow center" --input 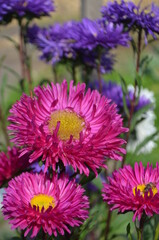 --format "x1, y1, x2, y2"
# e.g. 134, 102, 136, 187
48, 110, 85, 141
8, 80, 128, 176
2, 172, 89, 238
30, 194, 55, 212
133, 183, 158, 197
